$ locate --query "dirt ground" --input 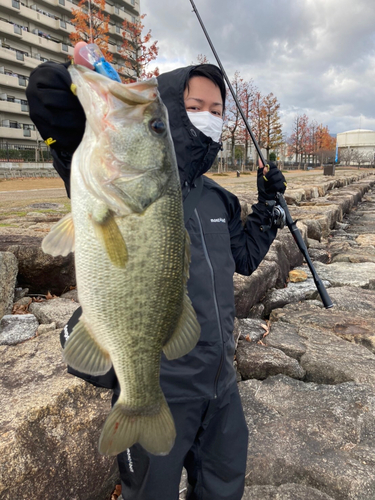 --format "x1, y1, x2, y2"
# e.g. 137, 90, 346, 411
0, 177, 65, 192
